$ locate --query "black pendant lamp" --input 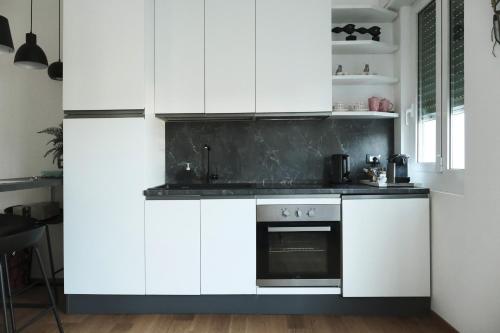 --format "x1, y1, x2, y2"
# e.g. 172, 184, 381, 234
14, 0, 48, 69
48, 0, 62, 80
0, 15, 14, 53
